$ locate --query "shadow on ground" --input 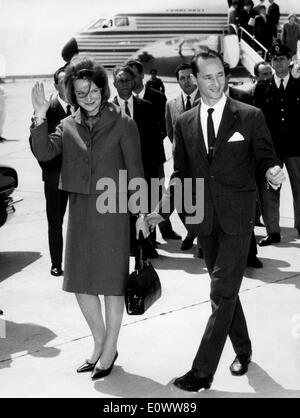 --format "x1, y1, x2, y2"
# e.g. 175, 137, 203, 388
93, 362, 300, 398
0, 251, 41, 283
0, 320, 60, 368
